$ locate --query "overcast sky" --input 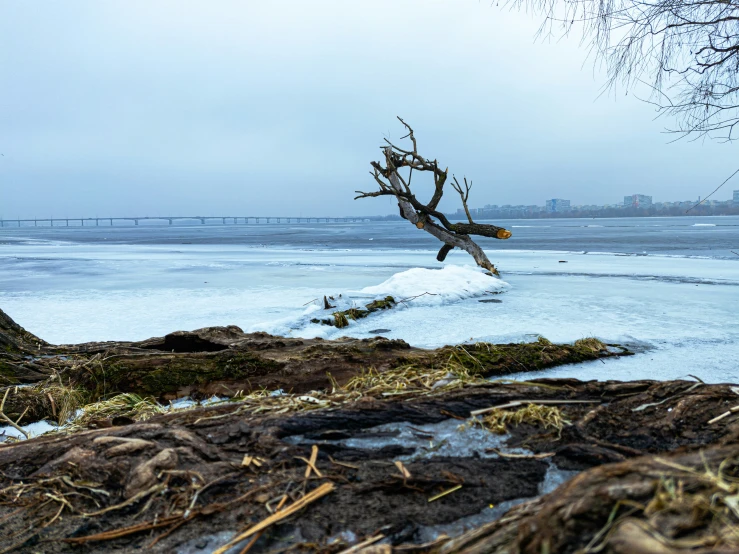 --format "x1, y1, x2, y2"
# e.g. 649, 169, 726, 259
1, 0, 736, 219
